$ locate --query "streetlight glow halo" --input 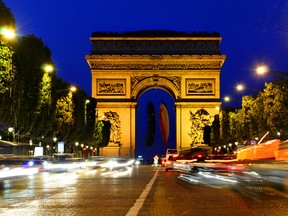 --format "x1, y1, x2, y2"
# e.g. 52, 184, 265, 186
0, 27, 16, 39
256, 65, 269, 75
